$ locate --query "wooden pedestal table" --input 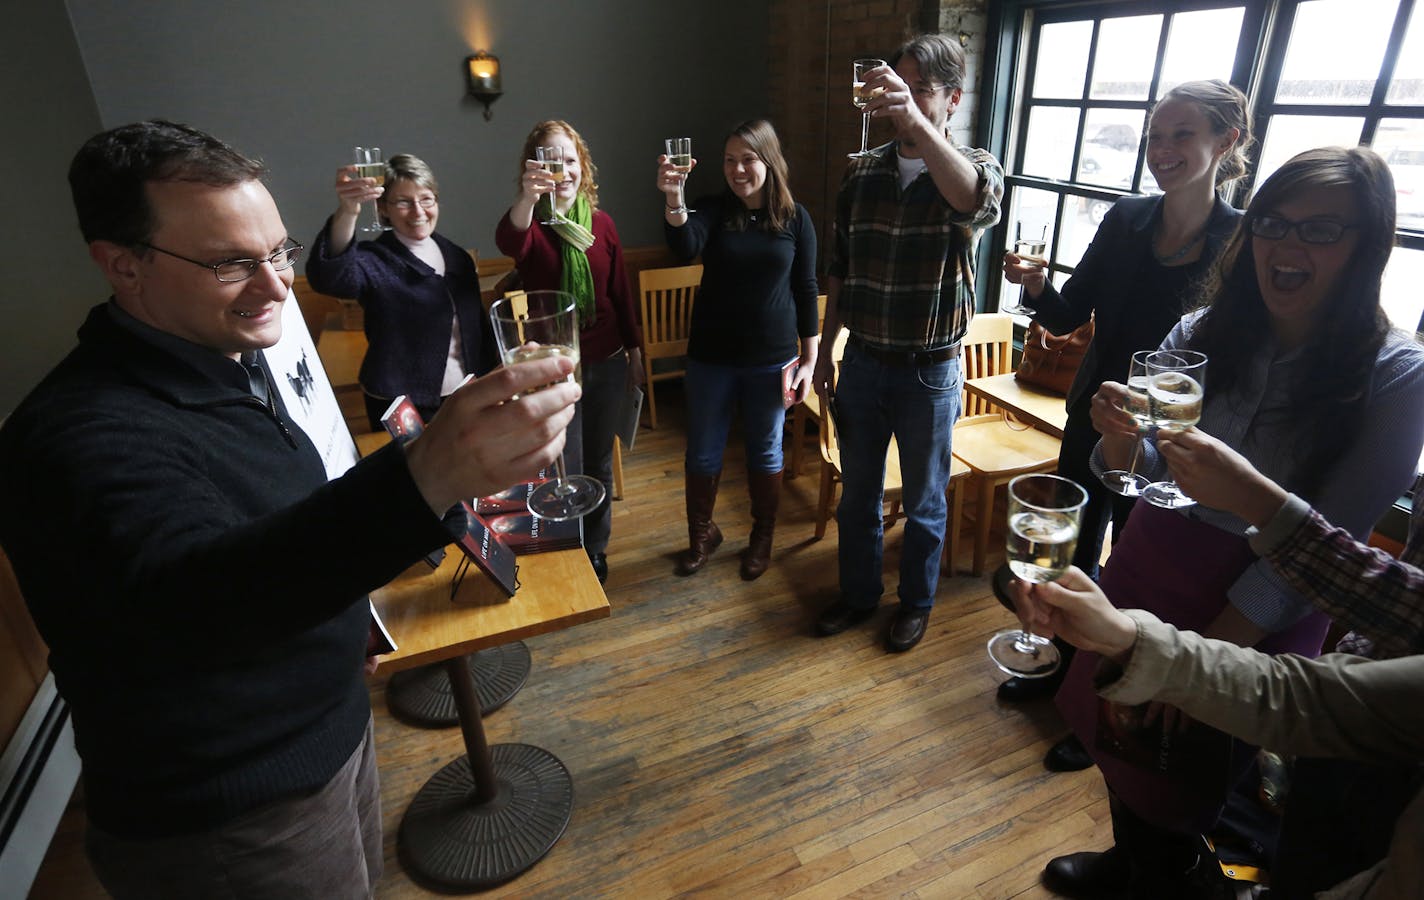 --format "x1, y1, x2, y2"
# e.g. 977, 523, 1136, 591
371, 546, 610, 891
